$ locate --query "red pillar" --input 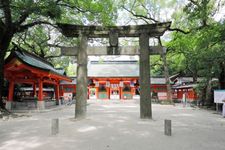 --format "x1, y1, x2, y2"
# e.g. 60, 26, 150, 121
107, 87, 110, 100
120, 87, 123, 100
37, 78, 45, 110
96, 87, 99, 99
55, 84, 60, 101
8, 80, 15, 101
38, 79, 43, 101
